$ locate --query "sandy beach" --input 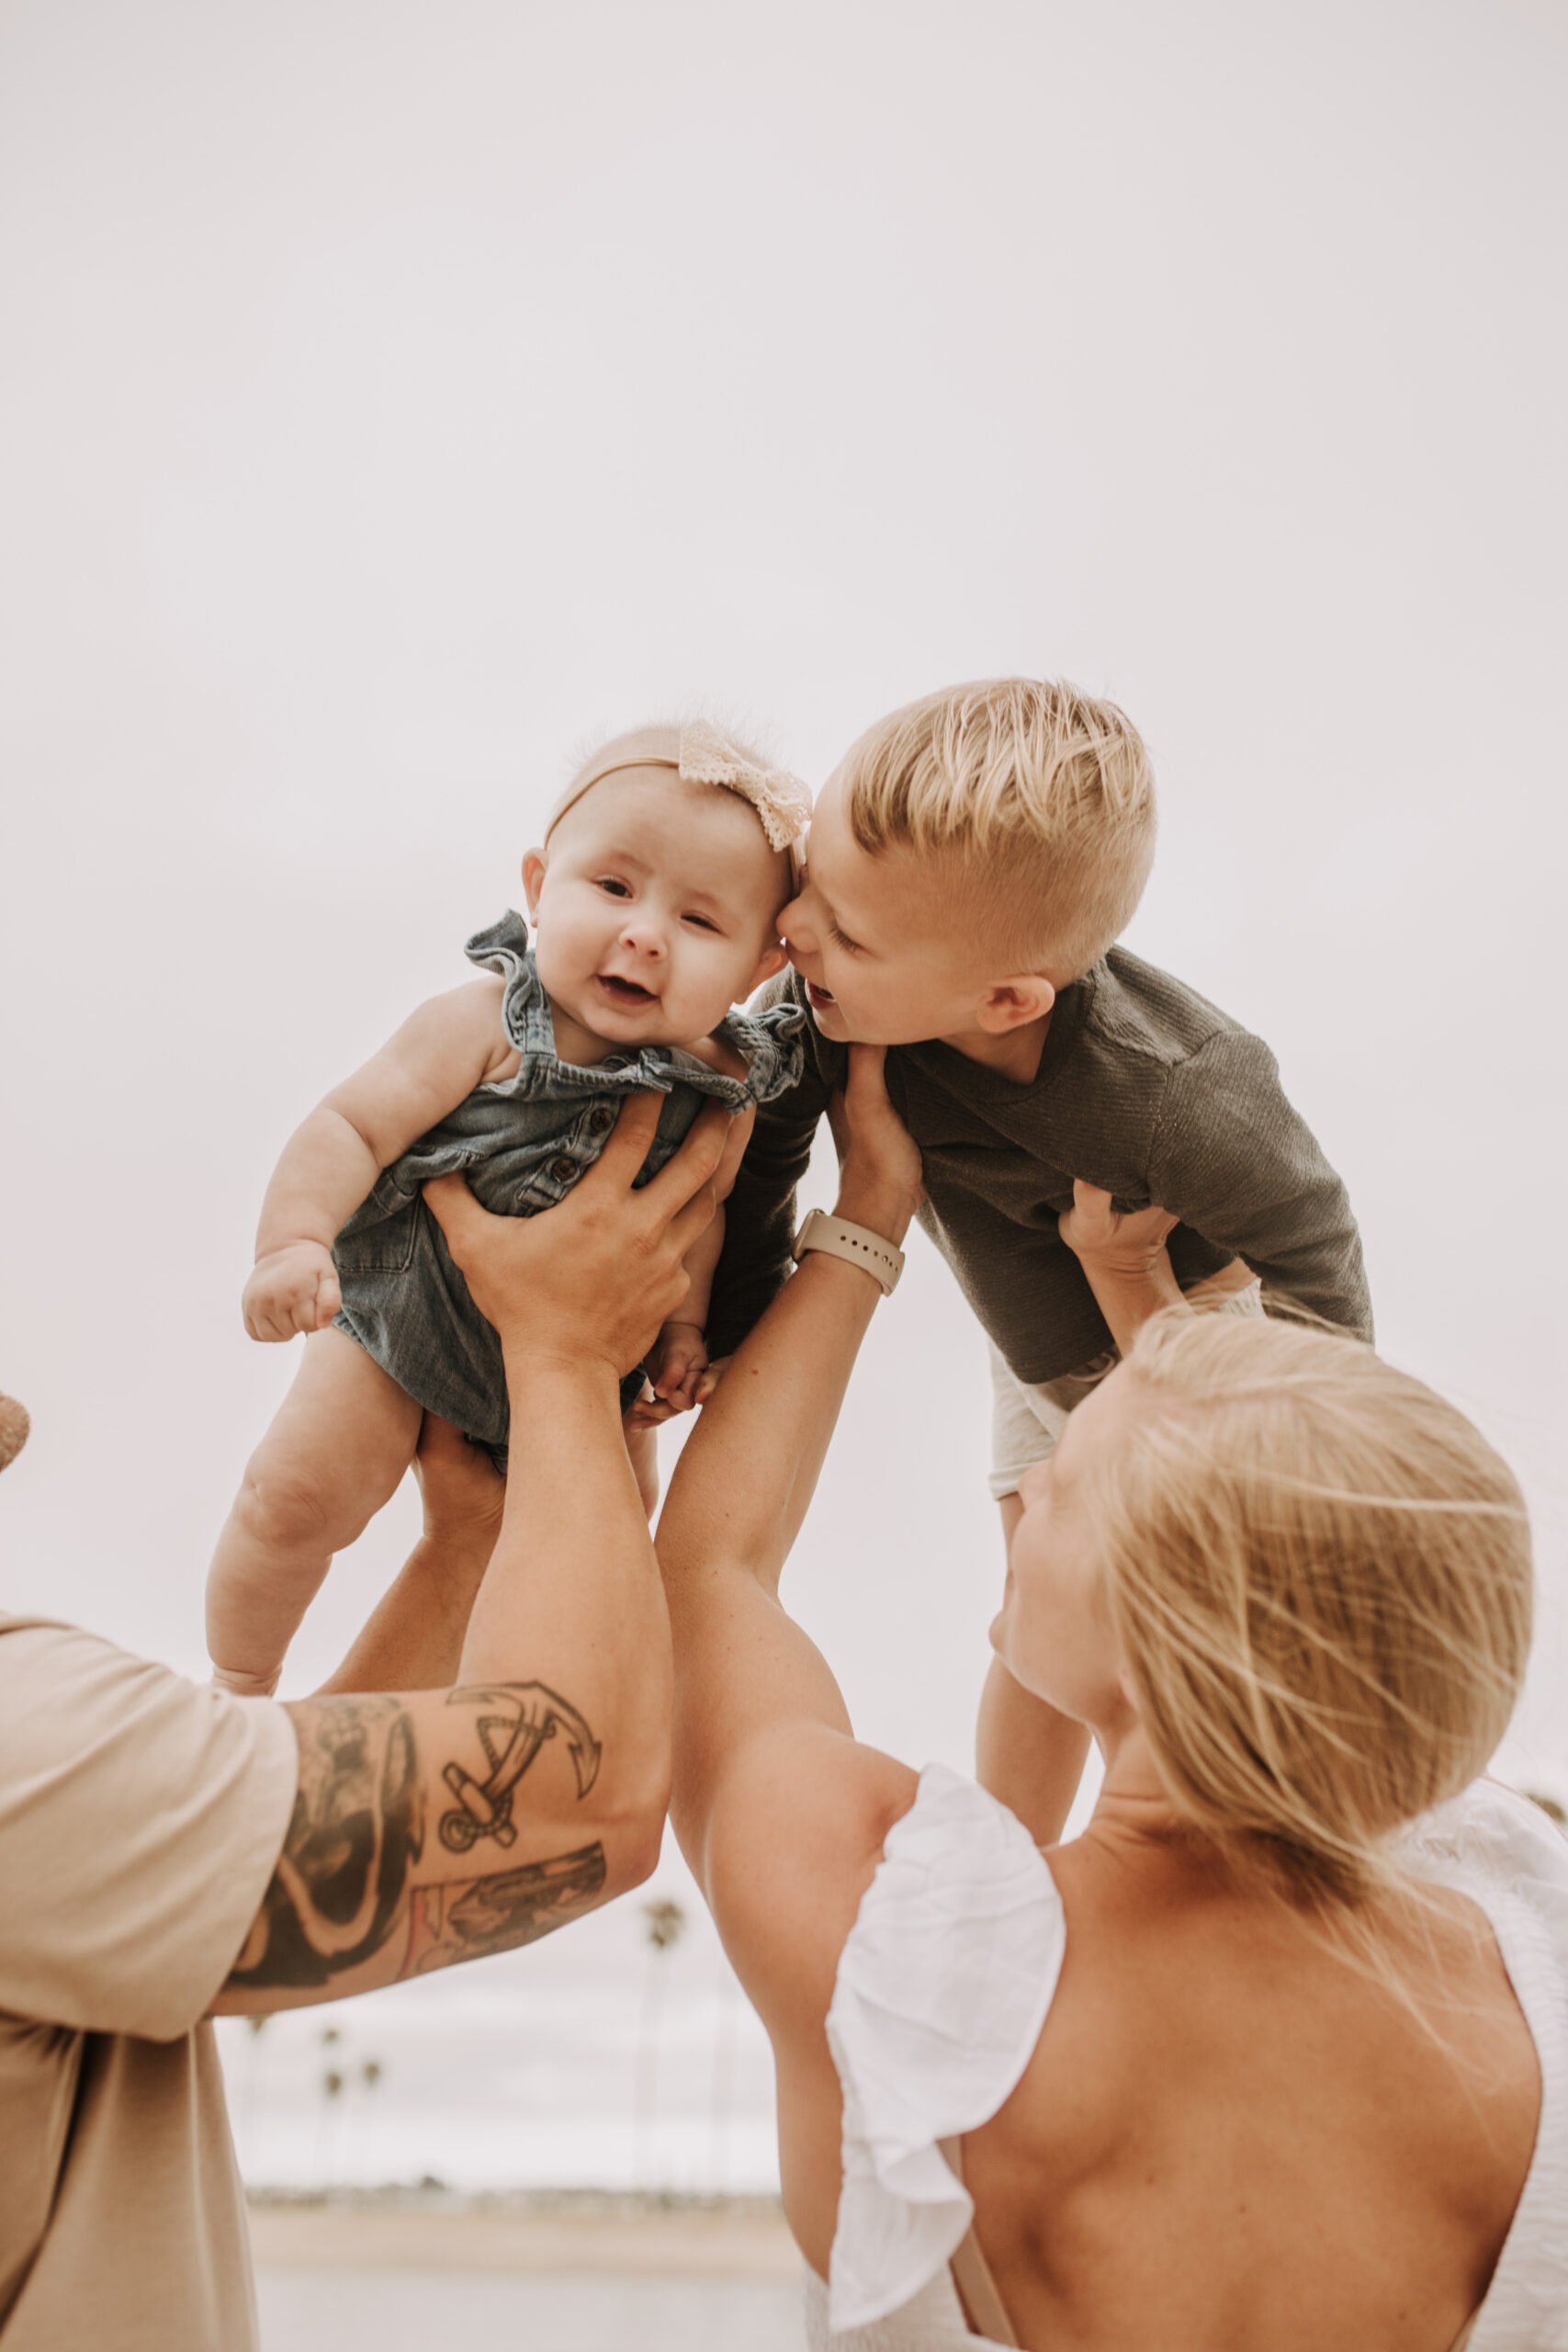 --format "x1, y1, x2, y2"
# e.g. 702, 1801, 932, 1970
248, 2190, 801, 2279
249, 2194, 807, 2351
